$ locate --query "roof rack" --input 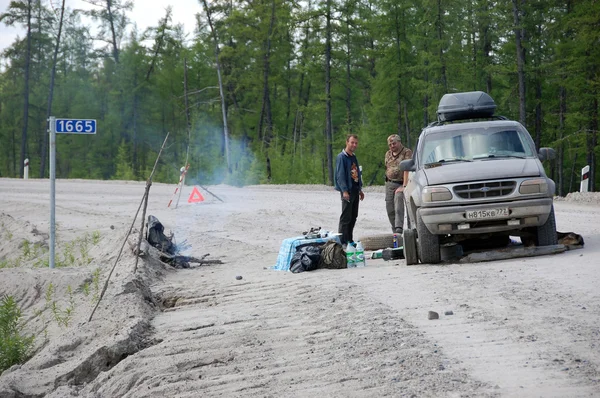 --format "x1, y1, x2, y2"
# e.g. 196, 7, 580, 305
427, 115, 508, 128
437, 91, 496, 122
